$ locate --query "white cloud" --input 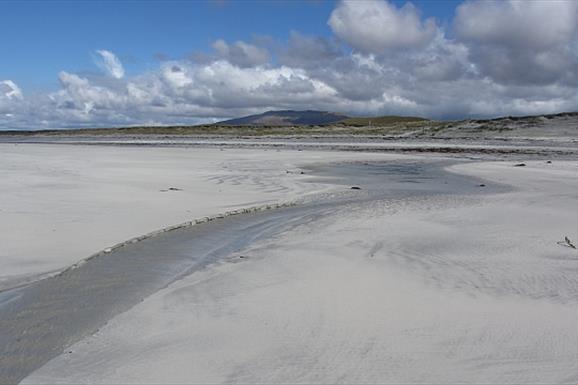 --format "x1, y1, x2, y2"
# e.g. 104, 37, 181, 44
55, 71, 124, 110
95, 50, 125, 79
161, 64, 193, 88
0, 80, 23, 100
328, 0, 438, 53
